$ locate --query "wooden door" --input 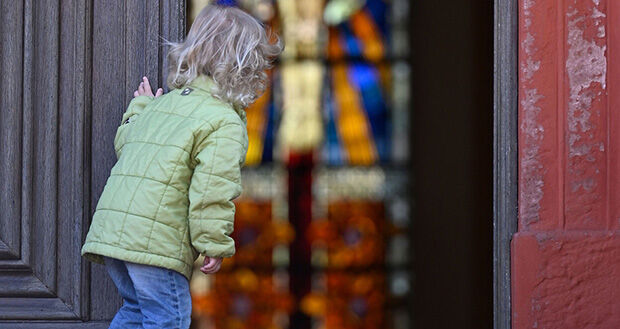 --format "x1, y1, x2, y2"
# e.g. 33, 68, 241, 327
0, 1, 184, 327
